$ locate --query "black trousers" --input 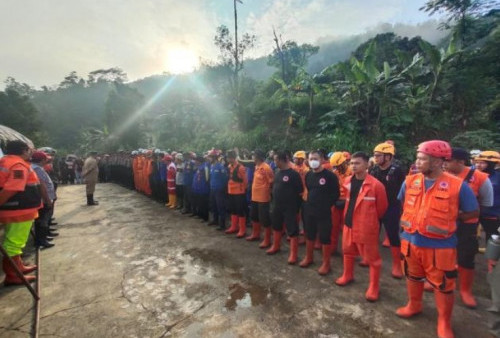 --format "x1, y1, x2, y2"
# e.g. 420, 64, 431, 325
250, 201, 271, 227
481, 216, 500, 243
183, 185, 192, 212
272, 203, 299, 236
228, 194, 247, 217
34, 206, 52, 242
193, 193, 209, 221
457, 222, 479, 269
303, 207, 332, 244
176, 184, 184, 208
